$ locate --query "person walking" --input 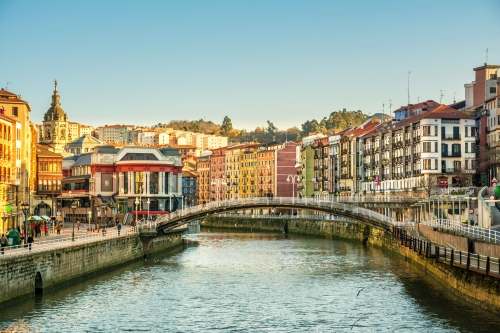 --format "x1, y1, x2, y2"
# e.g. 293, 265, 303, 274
43, 223, 48, 236
76, 220, 81, 231
27, 234, 34, 251
56, 223, 61, 235
0, 234, 7, 255
117, 221, 122, 236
